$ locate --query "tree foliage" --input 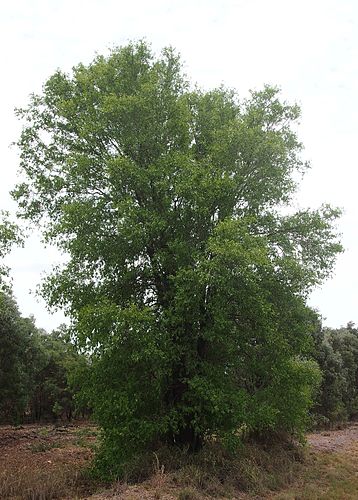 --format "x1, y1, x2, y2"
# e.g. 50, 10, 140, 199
0, 211, 22, 289
13, 41, 342, 476
27, 325, 88, 422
